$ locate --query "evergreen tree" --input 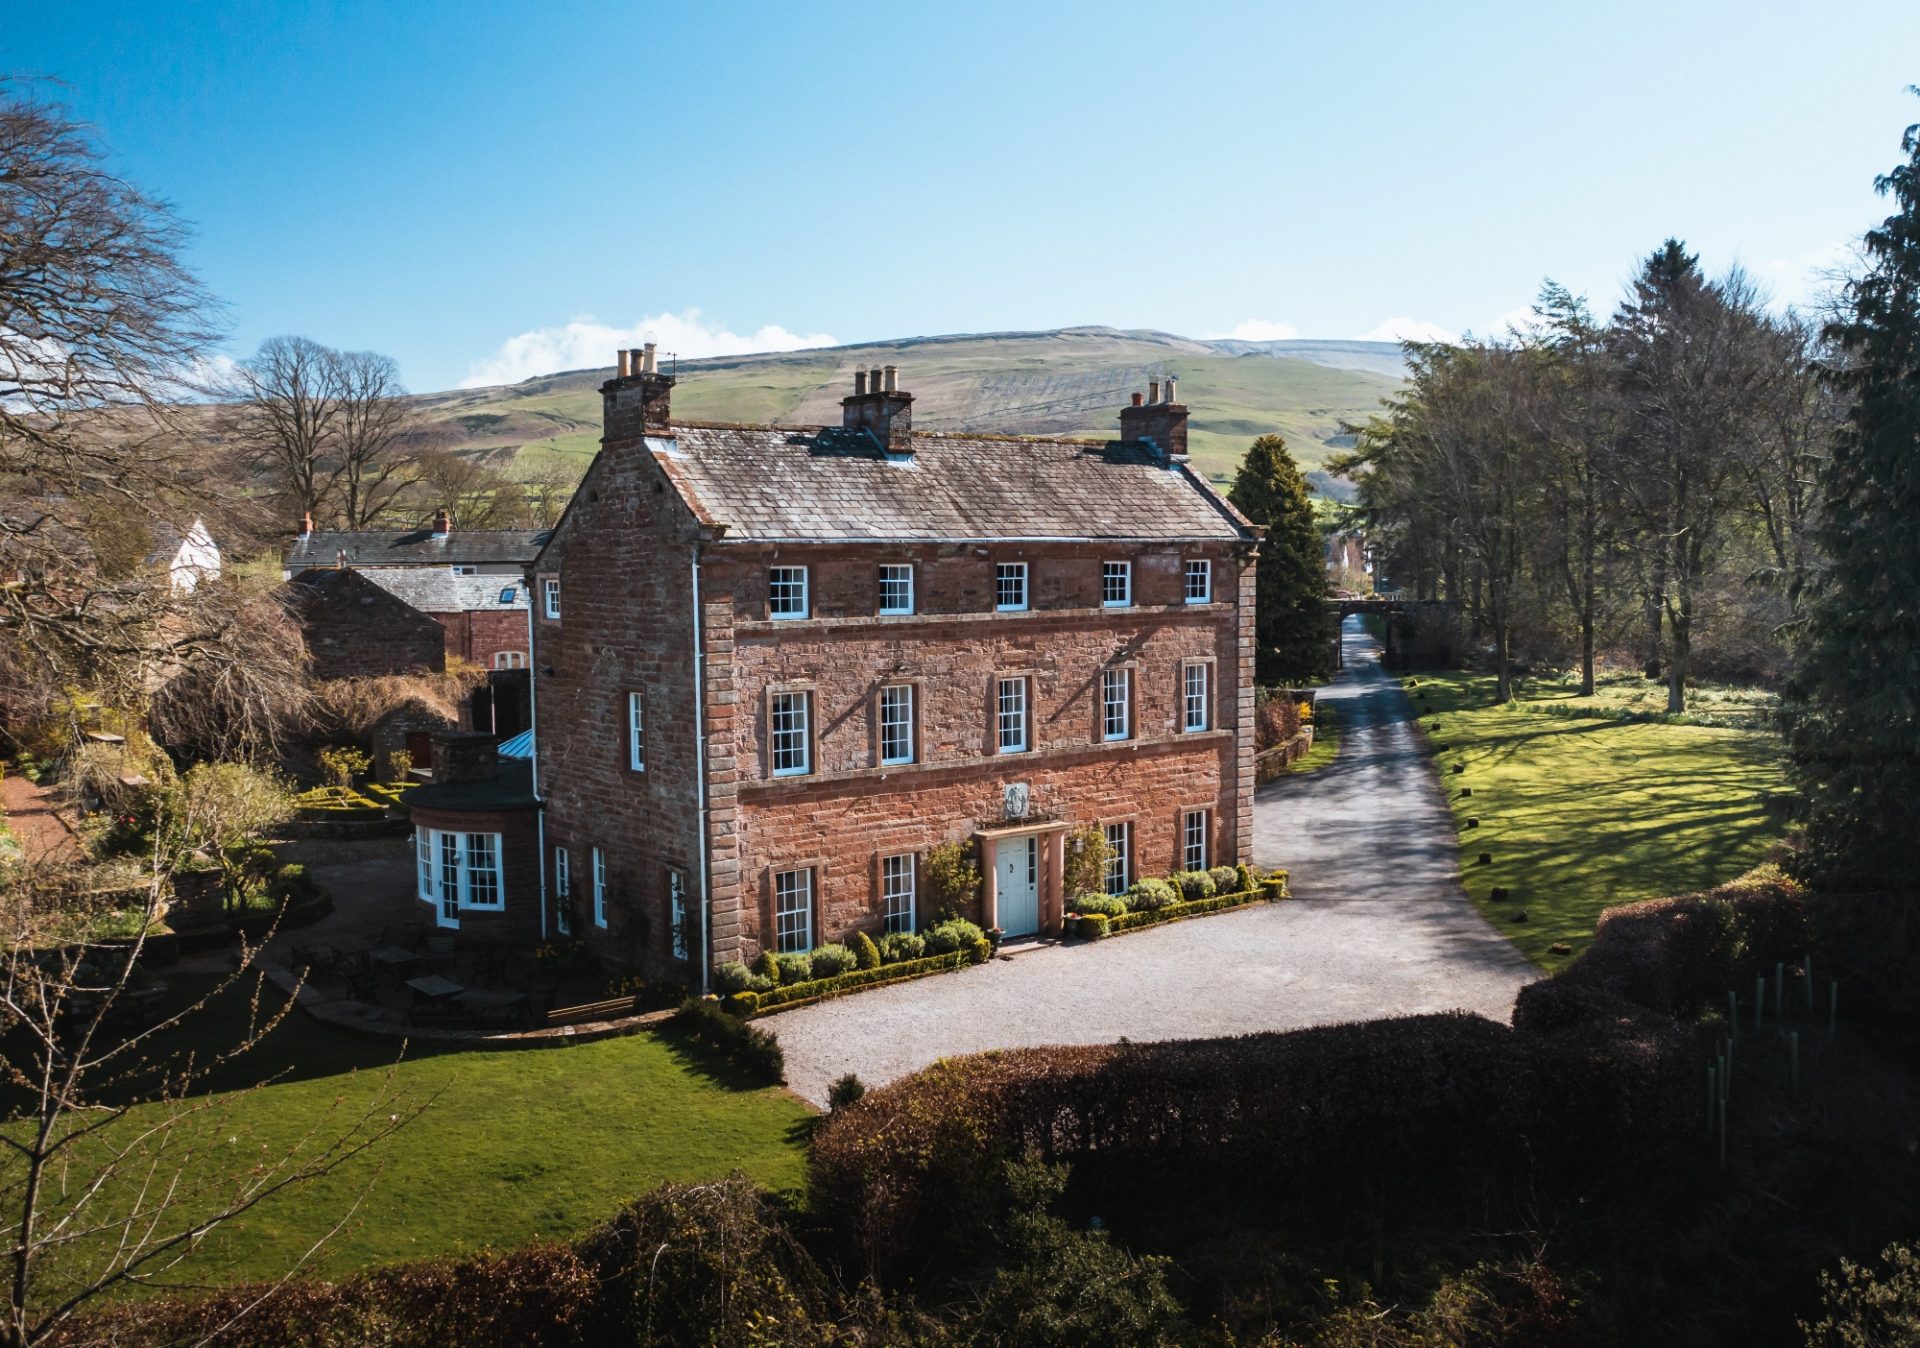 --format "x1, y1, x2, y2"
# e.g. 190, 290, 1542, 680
1782, 107, 1920, 892
1228, 434, 1331, 685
